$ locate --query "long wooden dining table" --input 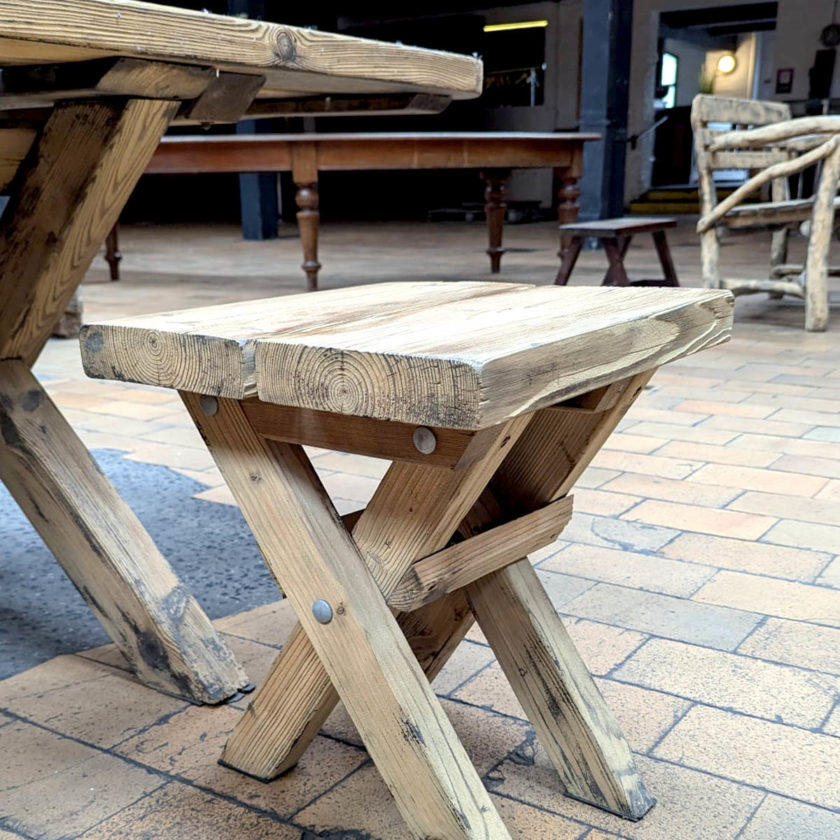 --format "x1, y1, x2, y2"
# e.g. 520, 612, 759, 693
0, 0, 483, 705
